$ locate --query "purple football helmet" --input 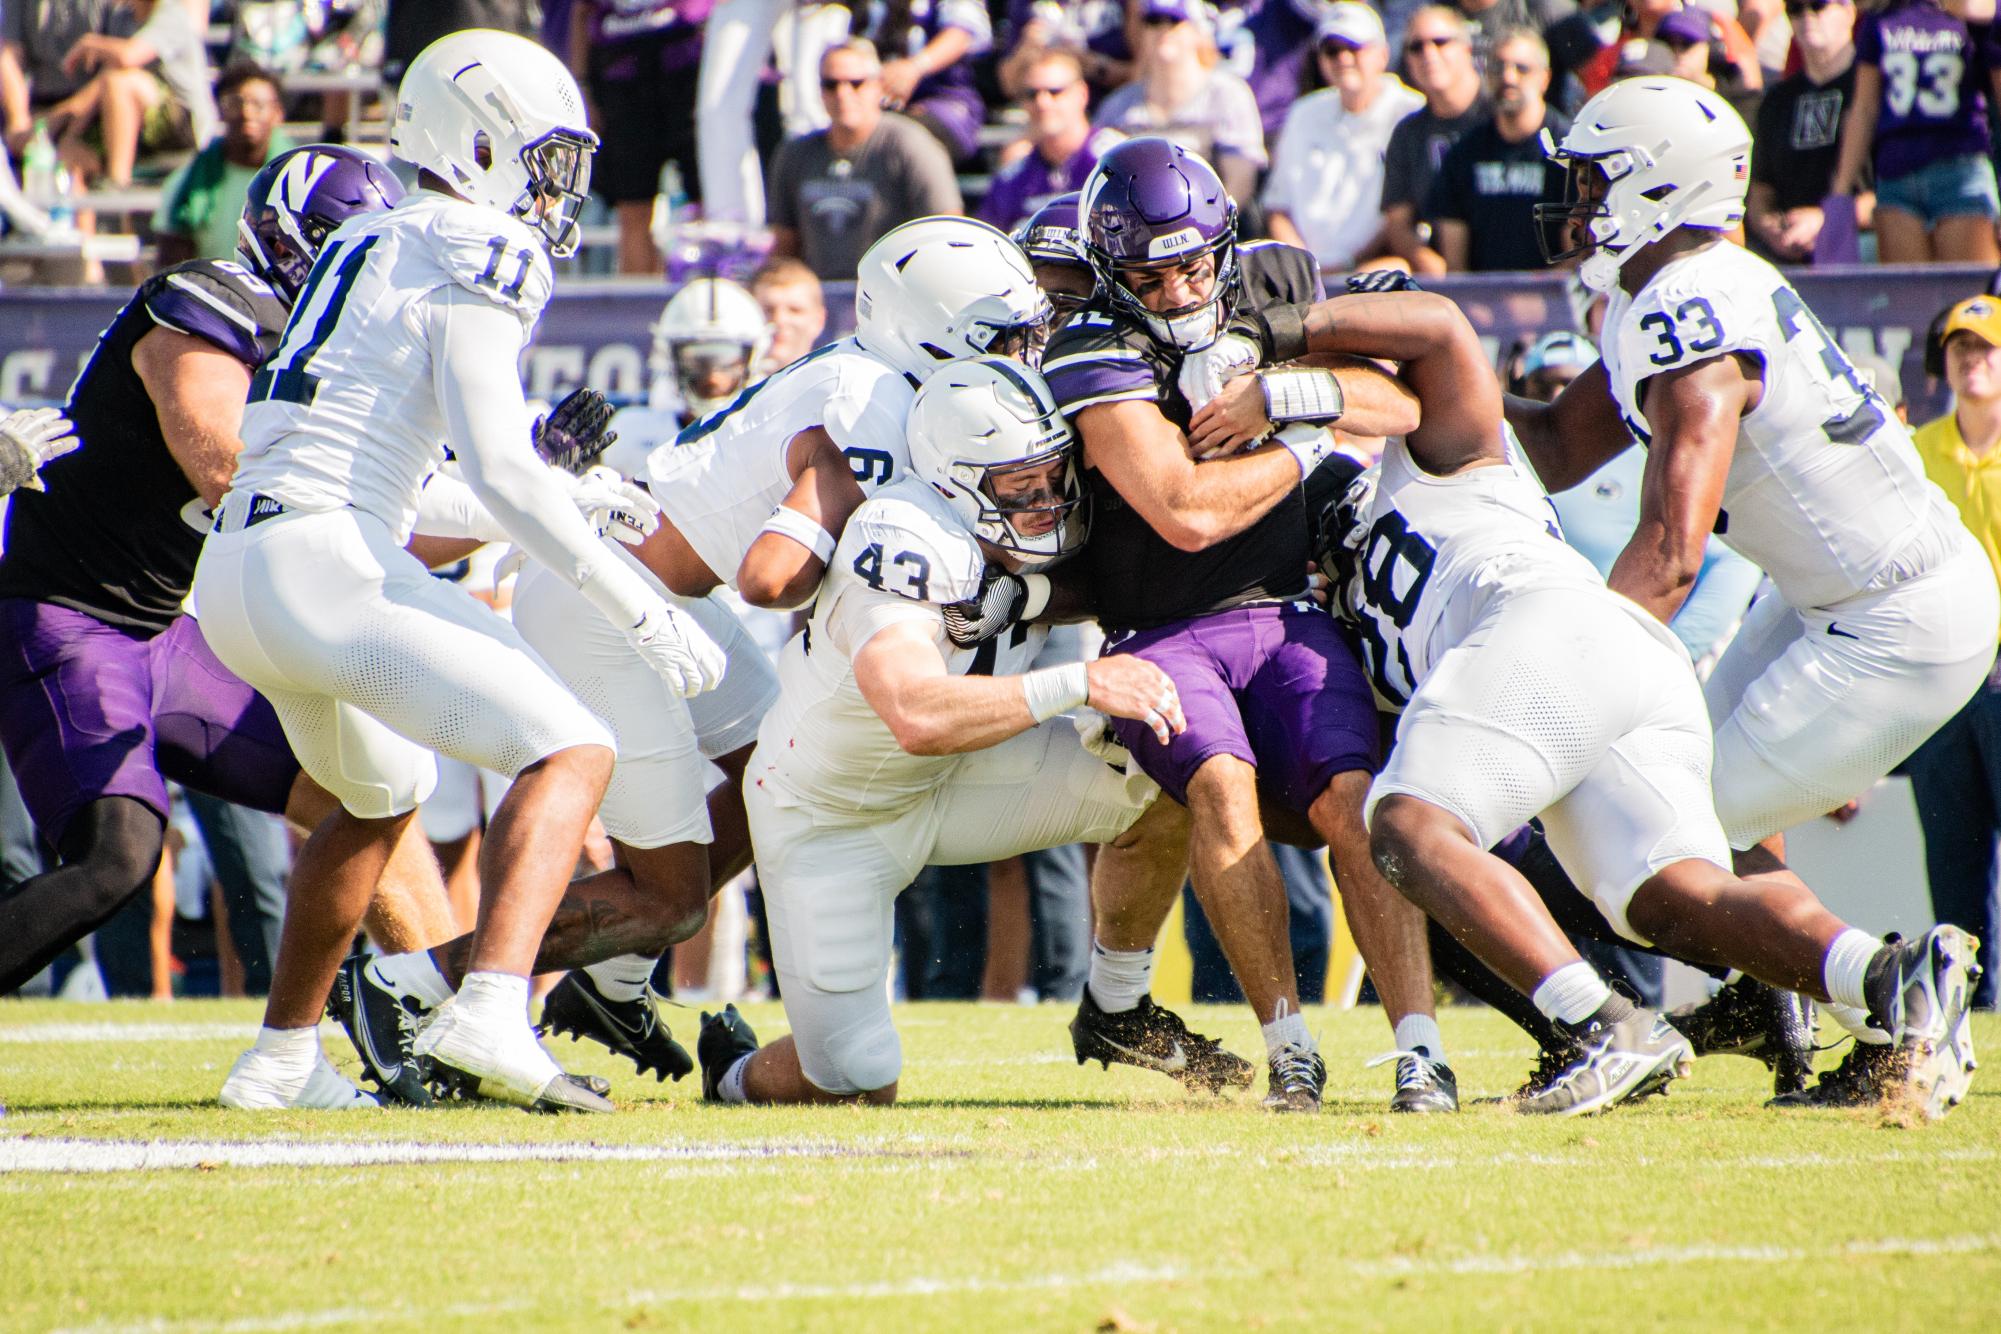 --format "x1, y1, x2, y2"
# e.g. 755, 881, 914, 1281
237, 145, 405, 307
1012, 191, 1095, 321
1079, 137, 1239, 351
